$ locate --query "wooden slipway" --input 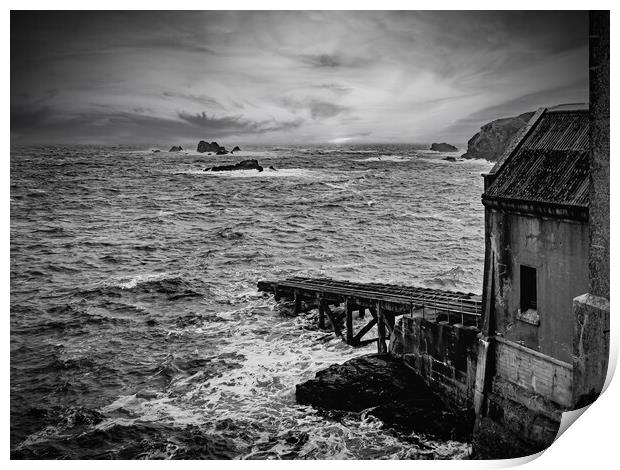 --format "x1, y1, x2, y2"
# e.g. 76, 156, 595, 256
257, 276, 482, 353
